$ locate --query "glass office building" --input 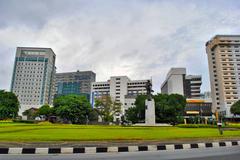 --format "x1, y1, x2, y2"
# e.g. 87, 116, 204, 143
55, 71, 96, 101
